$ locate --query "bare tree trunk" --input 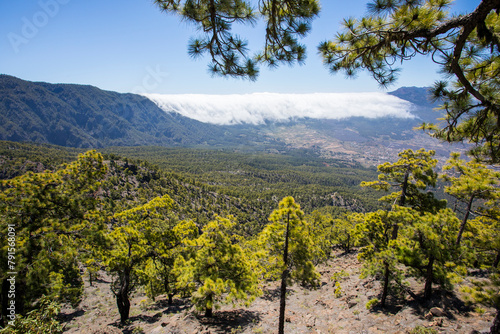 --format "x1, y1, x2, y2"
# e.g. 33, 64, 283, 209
204, 293, 213, 317
492, 249, 500, 268
278, 268, 289, 334
456, 195, 474, 246
381, 262, 390, 307
164, 277, 174, 305
278, 212, 291, 334
424, 256, 435, 300
116, 269, 131, 324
